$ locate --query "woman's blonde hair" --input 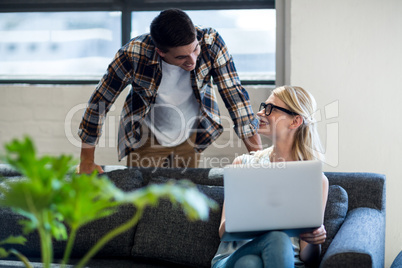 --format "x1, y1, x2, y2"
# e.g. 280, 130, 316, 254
255, 86, 324, 161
